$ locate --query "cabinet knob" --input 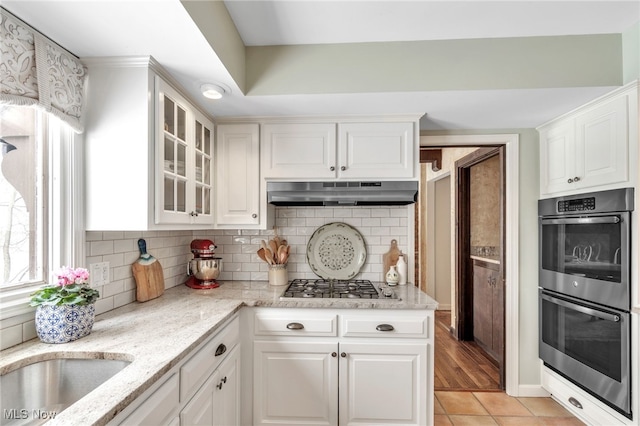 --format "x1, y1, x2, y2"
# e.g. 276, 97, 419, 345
286, 322, 304, 330
189, 211, 199, 217
573, 176, 580, 182
341, 166, 346, 171
375, 324, 395, 332
222, 376, 227, 384
340, 352, 347, 358
217, 382, 223, 390
567, 178, 573, 184
252, 213, 258, 219
330, 166, 335, 171
331, 352, 337, 357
